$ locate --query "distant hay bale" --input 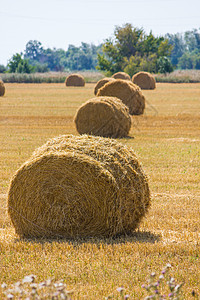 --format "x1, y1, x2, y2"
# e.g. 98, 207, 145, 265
97, 79, 145, 115
74, 96, 131, 138
94, 77, 115, 95
112, 72, 131, 81
132, 71, 156, 90
65, 74, 85, 87
0, 80, 5, 96
7, 135, 150, 239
